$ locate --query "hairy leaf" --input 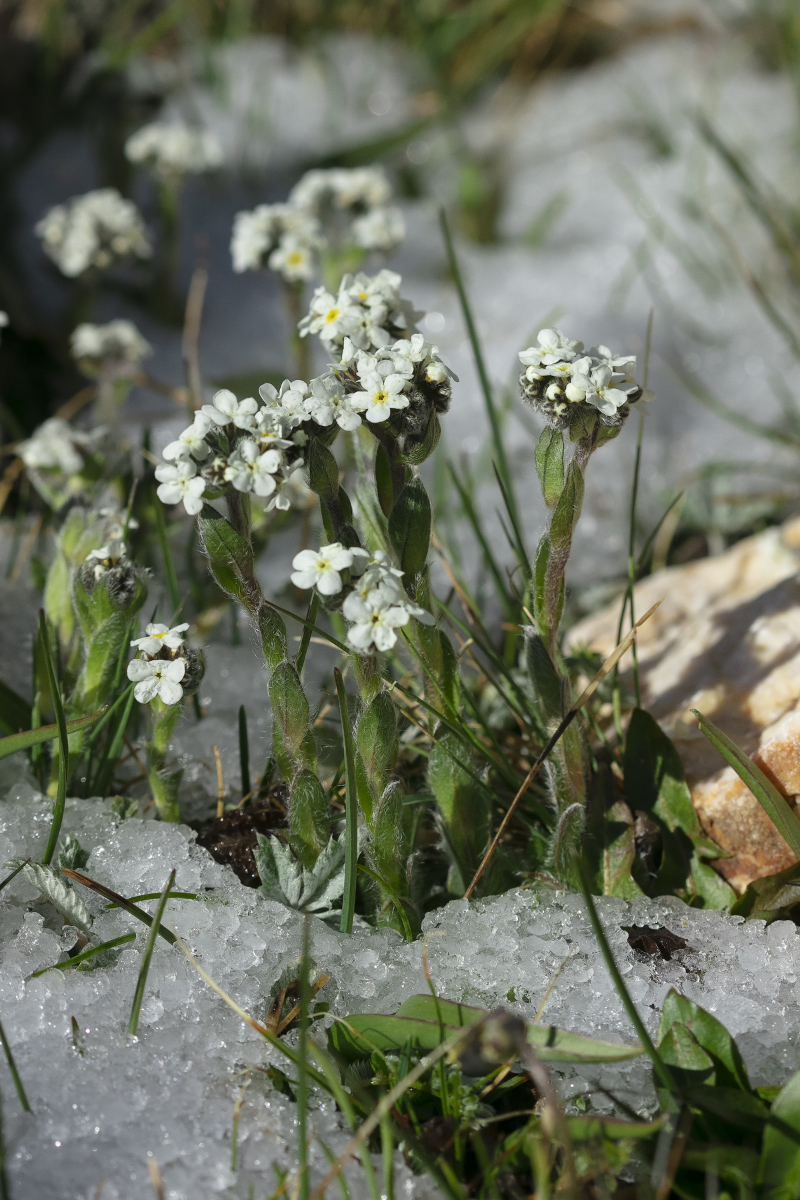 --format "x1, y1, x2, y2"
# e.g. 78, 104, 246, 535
8, 859, 93, 938
388, 476, 431, 579
534, 428, 565, 509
